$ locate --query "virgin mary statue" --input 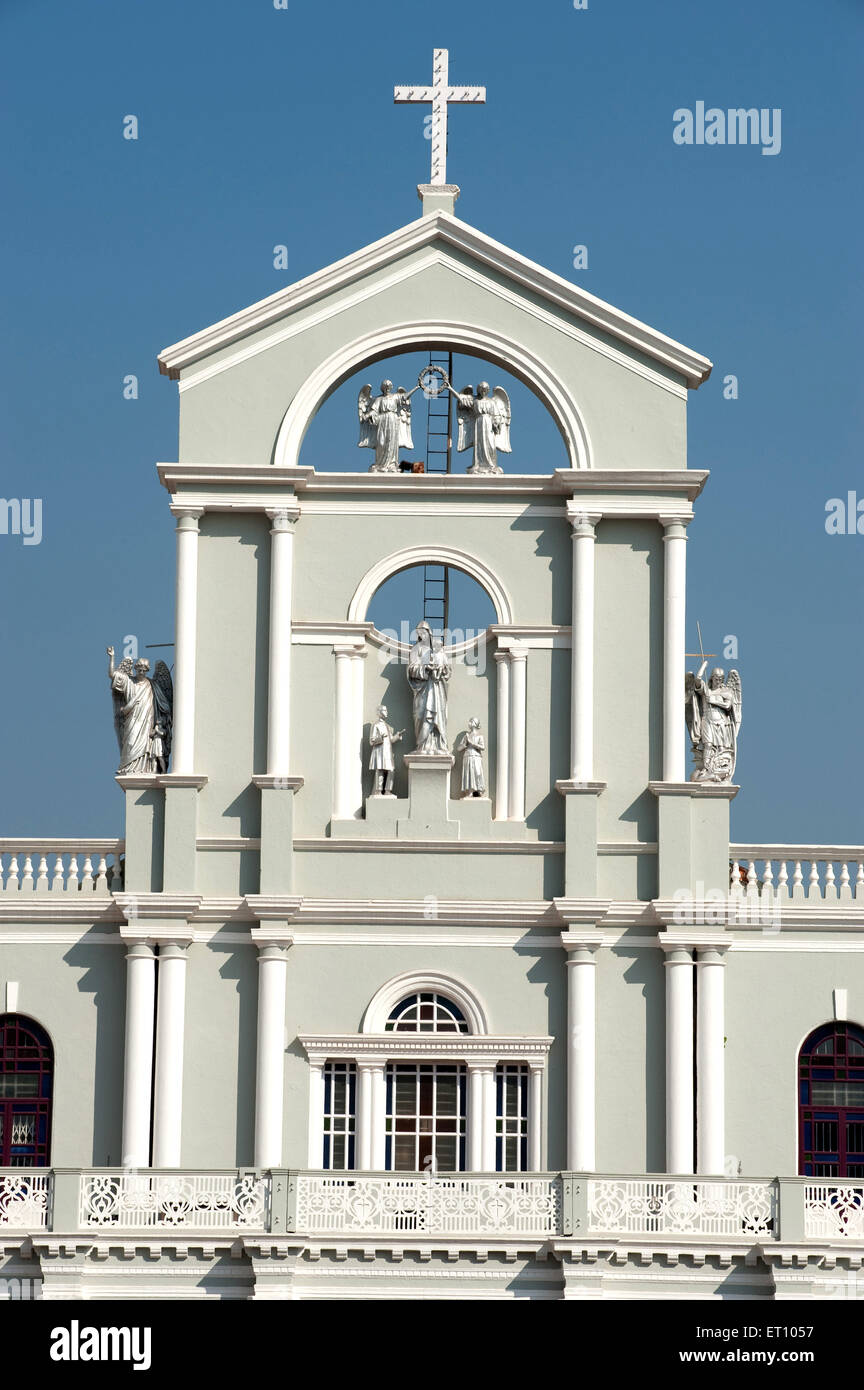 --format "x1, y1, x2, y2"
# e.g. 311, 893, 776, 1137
407, 620, 451, 754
